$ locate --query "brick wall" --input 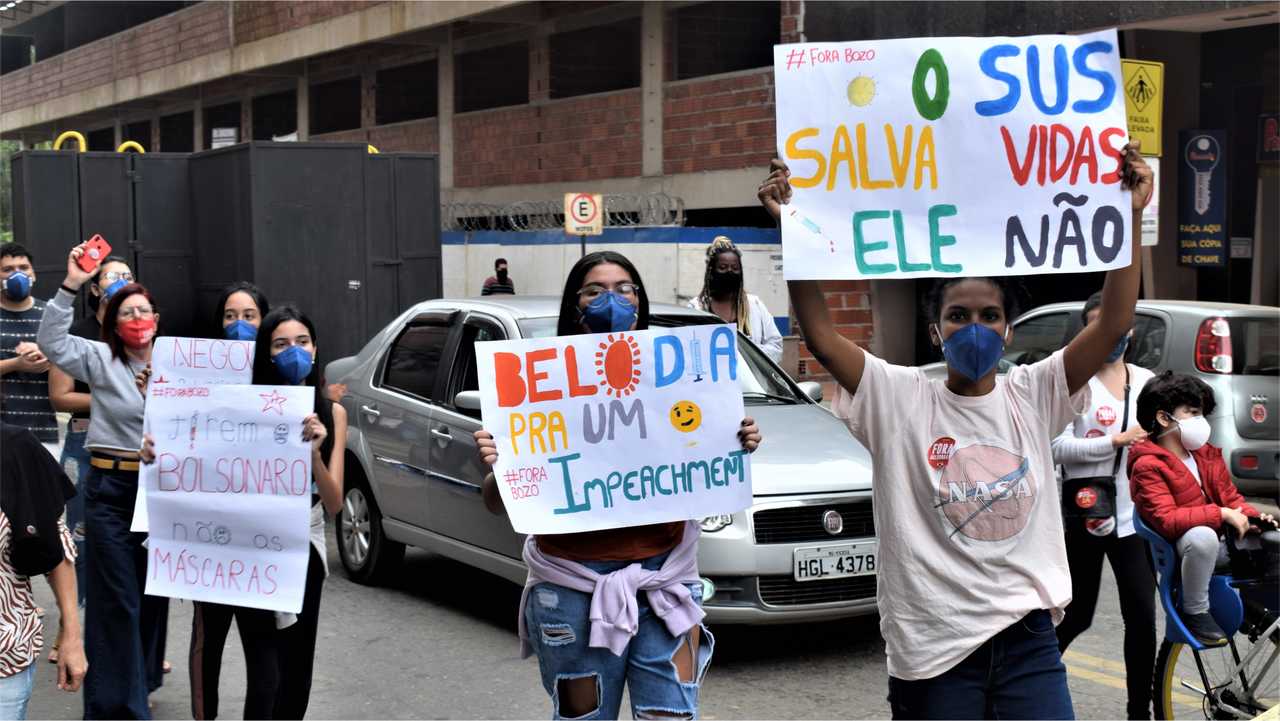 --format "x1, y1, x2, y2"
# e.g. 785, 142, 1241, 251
311, 118, 440, 153
233, 1, 379, 46
663, 70, 775, 175
781, 0, 805, 43
794, 281, 874, 394
454, 90, 642, 187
